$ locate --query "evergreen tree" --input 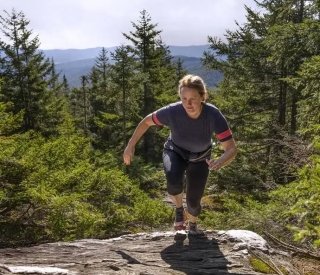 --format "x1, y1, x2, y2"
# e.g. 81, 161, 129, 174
80, 75, 90, 135
203, 0, 320, 186
68, 48, 114, 147
89, 48, 111, 116
94, 47, 109, 98
123, 10, 177, 162
287, 55, 320, 137
123, 10, 161, 117
0, 78, 23, 135
62, 75, 69, 94
110, 45, 140, 150
174, 57, 187, 86
0, 10, 62, 134
68, 76, 91, 135
89, 48, 112, 140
